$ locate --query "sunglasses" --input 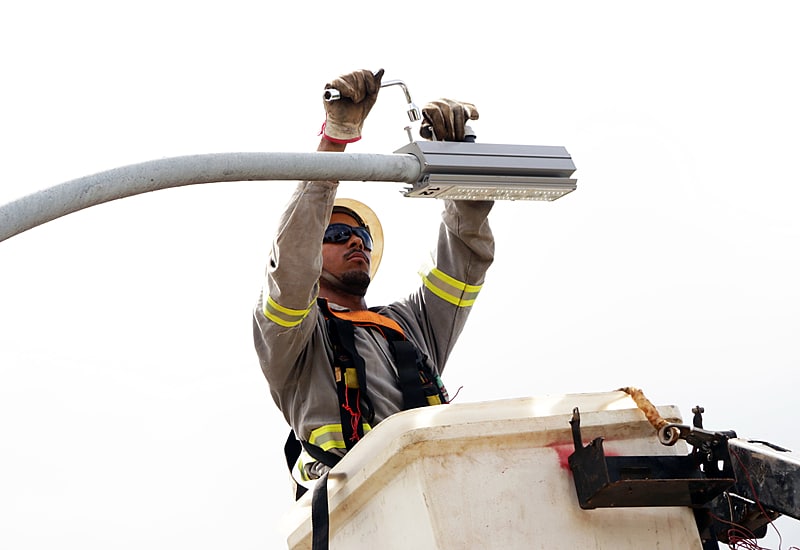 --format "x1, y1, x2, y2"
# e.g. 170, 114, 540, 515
323, 223, 373, 251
